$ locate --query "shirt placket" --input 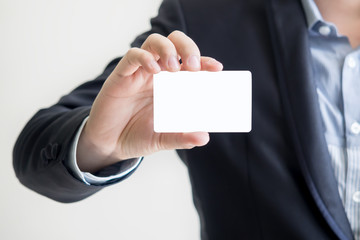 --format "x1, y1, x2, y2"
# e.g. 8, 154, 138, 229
342, 49, 360, 233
